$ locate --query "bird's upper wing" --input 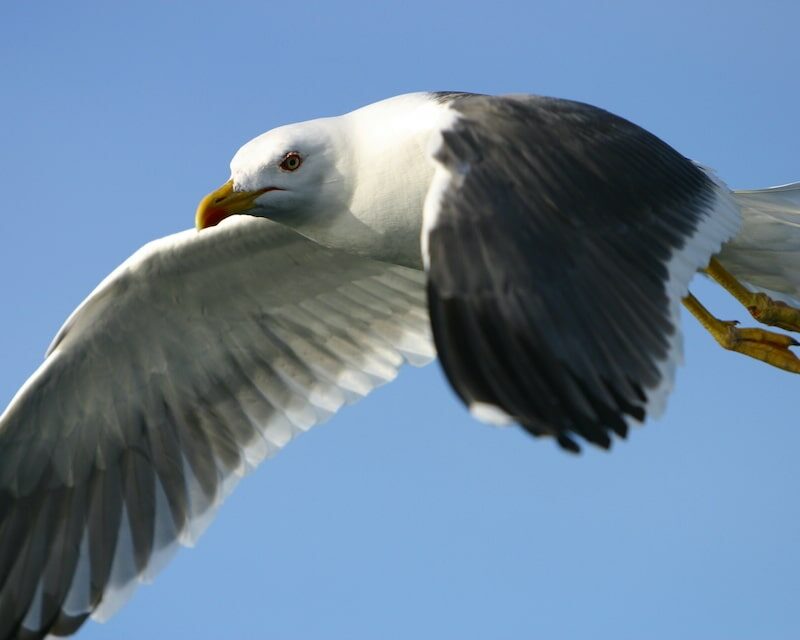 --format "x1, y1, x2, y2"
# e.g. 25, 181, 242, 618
0, 216, 433, 638
422, 94, 740, 451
